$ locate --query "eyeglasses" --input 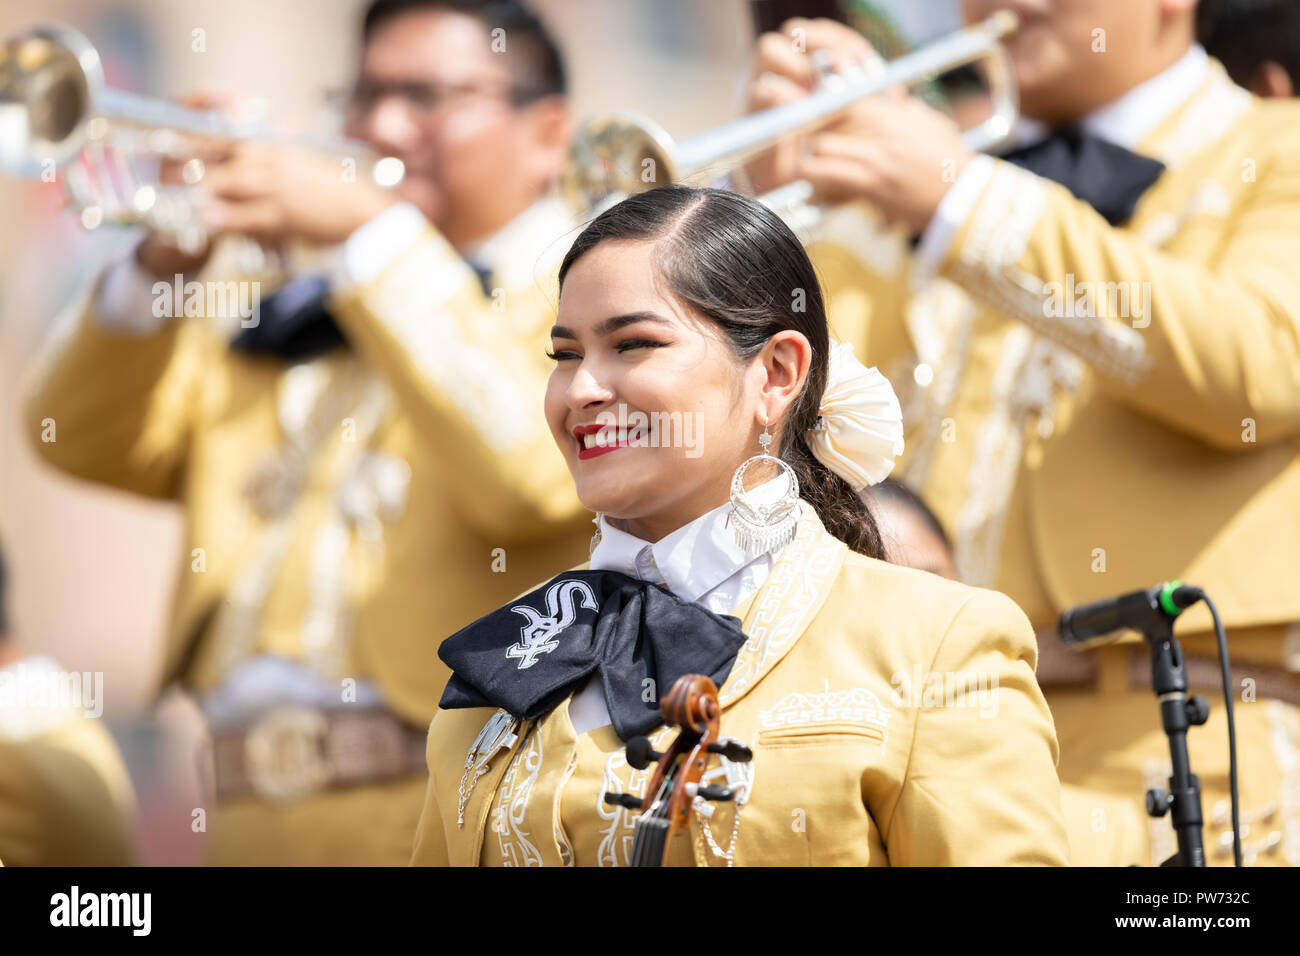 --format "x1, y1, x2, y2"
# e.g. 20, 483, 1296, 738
326, 78, 536, 120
